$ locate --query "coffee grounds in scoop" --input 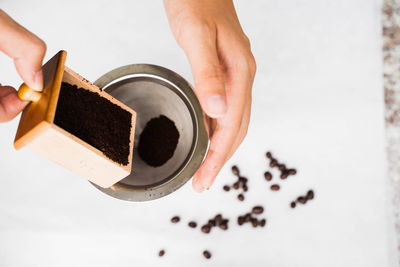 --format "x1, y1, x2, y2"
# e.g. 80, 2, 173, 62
54, 82, 132, 165
138, 115, 180, 167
